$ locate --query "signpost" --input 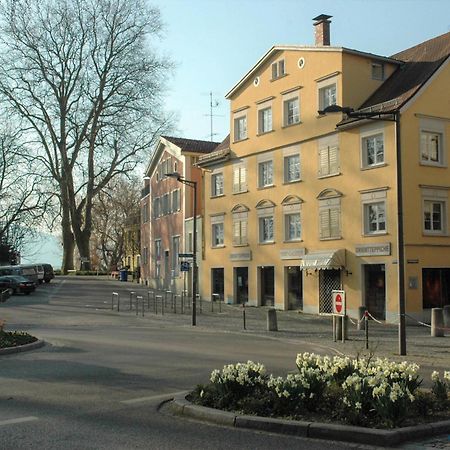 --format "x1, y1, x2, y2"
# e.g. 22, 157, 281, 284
332, 290, 346, 343
180, 261, 190, 272
178, 253, 194, 259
